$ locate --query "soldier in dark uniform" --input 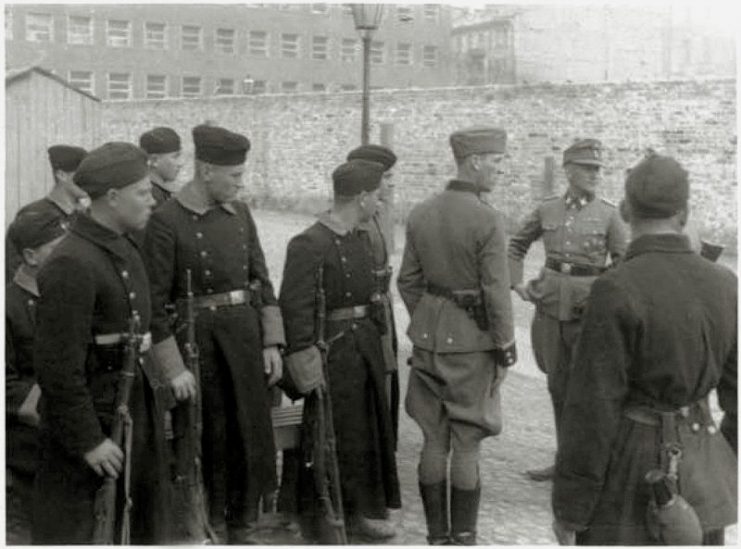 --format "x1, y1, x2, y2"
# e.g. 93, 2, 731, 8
139, 127, 184, 207
347, 144, 400, 441
144, 124, 285, 543
5, 210, 67, 544
508, 139, 628, 481
32, 142, 170, 544
5, 144, 87, 280
552, 153, 737, 545
398, 127, 517, 545
279, 159, 401, 540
